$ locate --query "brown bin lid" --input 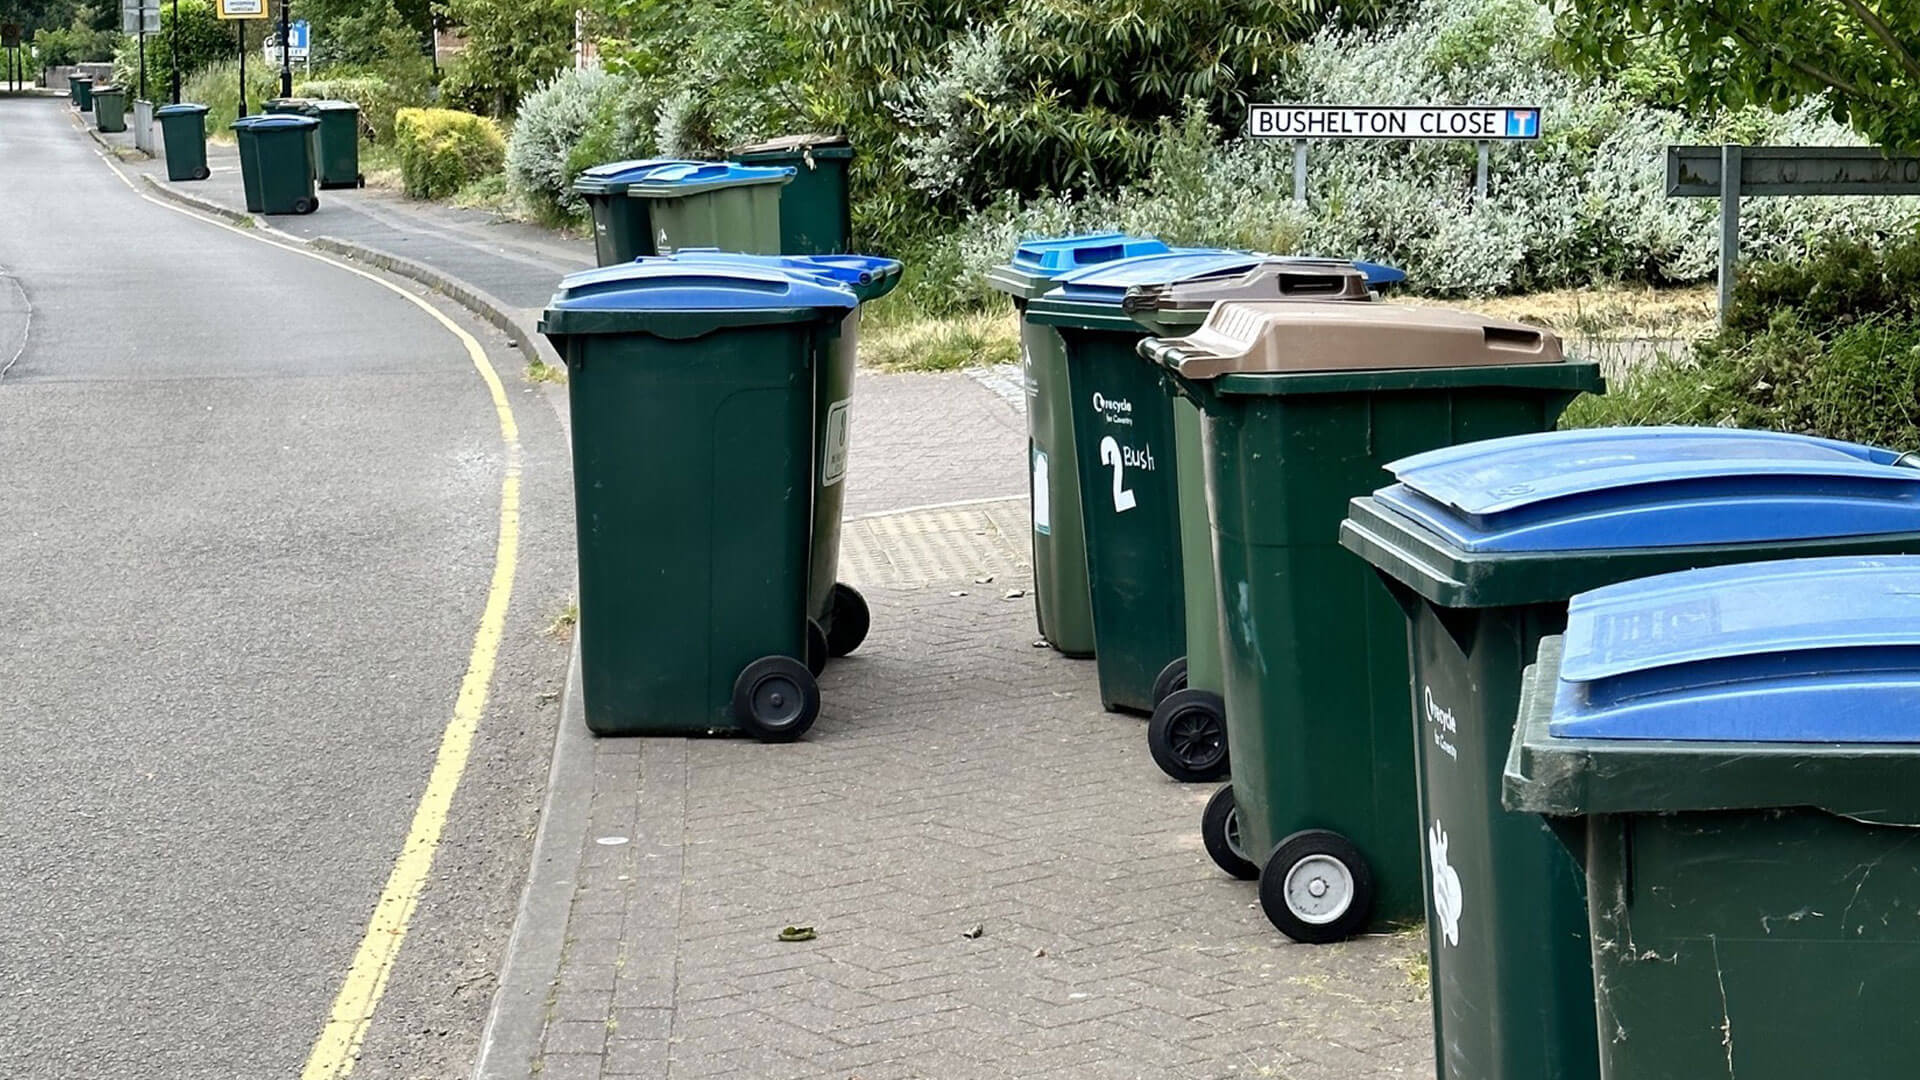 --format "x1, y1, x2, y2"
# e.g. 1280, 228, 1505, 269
1122, 259, 1370, 313
733, 133, 850, 153
1160, 301, 1562, 380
